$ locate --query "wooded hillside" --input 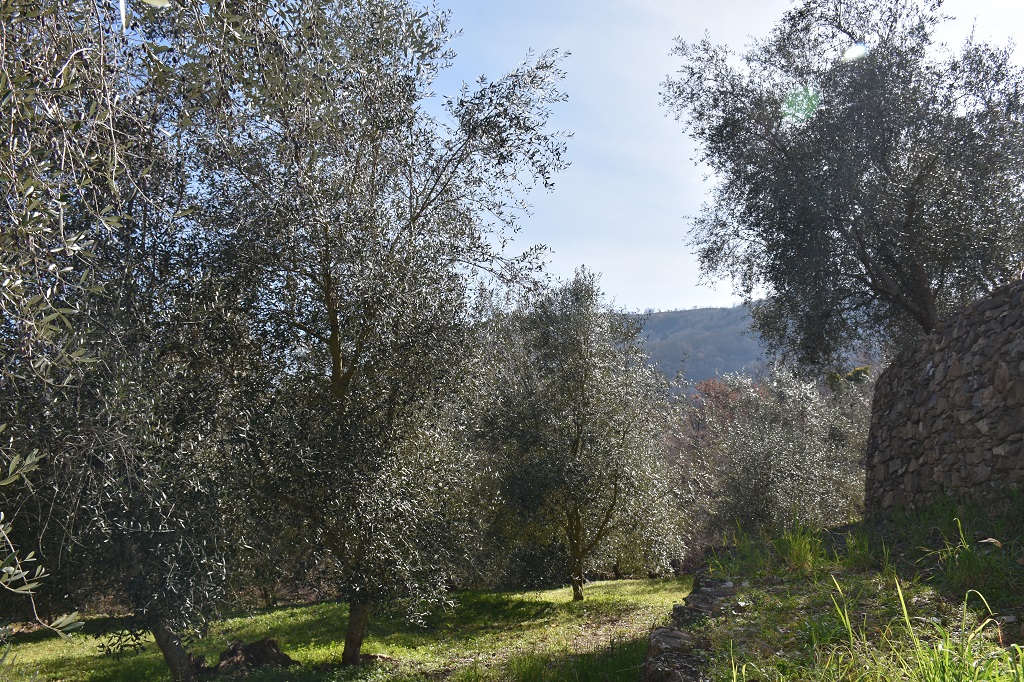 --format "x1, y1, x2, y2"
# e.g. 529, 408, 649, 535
641, 306, 765, 382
